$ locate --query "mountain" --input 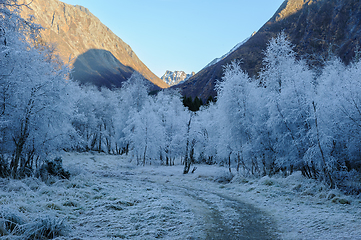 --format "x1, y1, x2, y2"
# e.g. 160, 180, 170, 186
20, 0, 169, 89
175, 0, 361, 100
203, 35, 254, 70
161, 71, 195, 86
